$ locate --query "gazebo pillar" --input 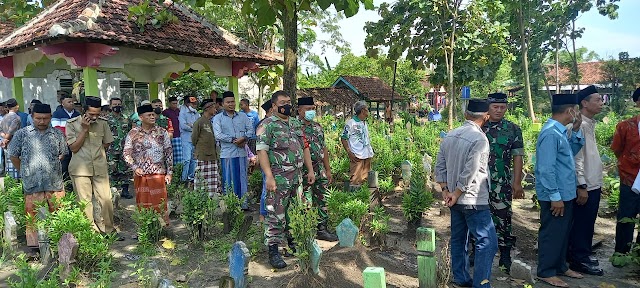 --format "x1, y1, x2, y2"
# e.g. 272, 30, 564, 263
11, 77, 24, 112
149, 82, 159, 100
83, 67, 99, 97
228, 76, 239, 110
